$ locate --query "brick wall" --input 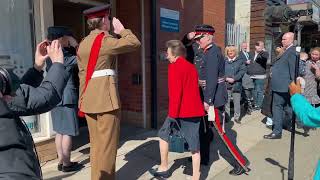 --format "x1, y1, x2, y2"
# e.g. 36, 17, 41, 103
203, 0, 226, 48
250, 0, 267, 50
117, 0, 145, 126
